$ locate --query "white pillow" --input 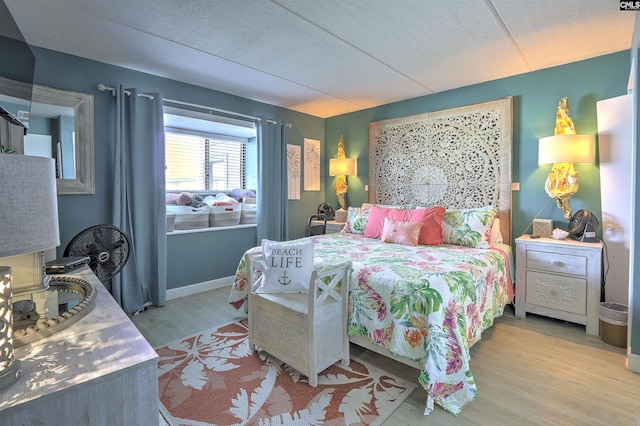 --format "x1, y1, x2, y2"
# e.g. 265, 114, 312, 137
257, 239, 314, 293
491, 218, 504, 244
